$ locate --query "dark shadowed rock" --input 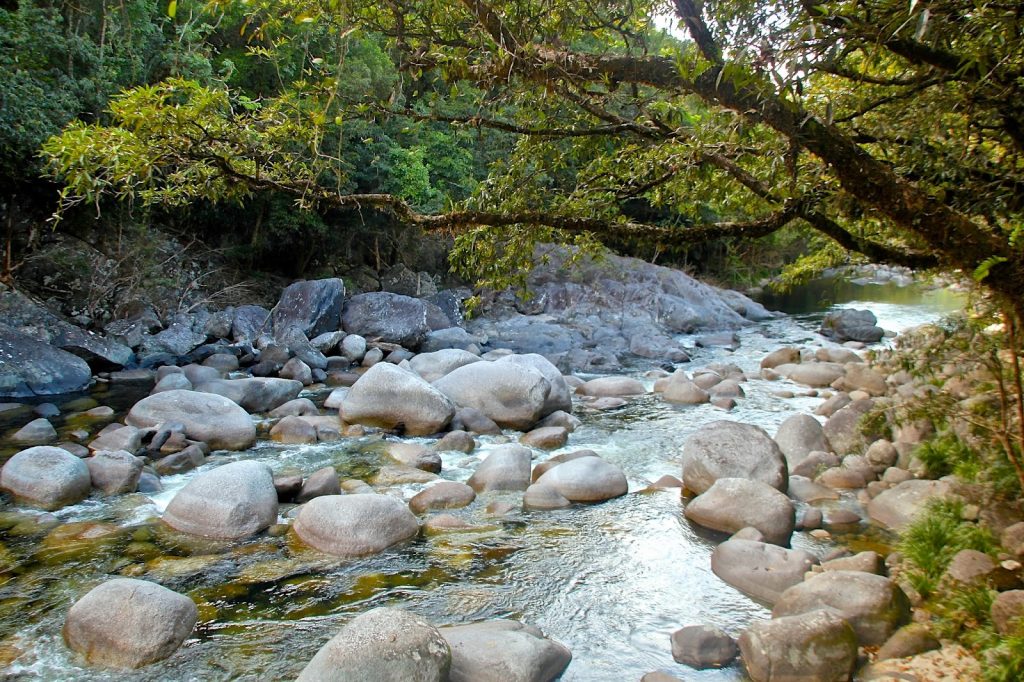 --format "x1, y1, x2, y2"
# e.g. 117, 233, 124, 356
63, 578, 197, 669
194, 377, 302, 414
0, 325, 92, 397
297, 607, 450, 682
342, 292, 435, 349
440, 619, 571, 682
231, 305, 271, 343
272, 278, 345, 339
820, 308, 884, 343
